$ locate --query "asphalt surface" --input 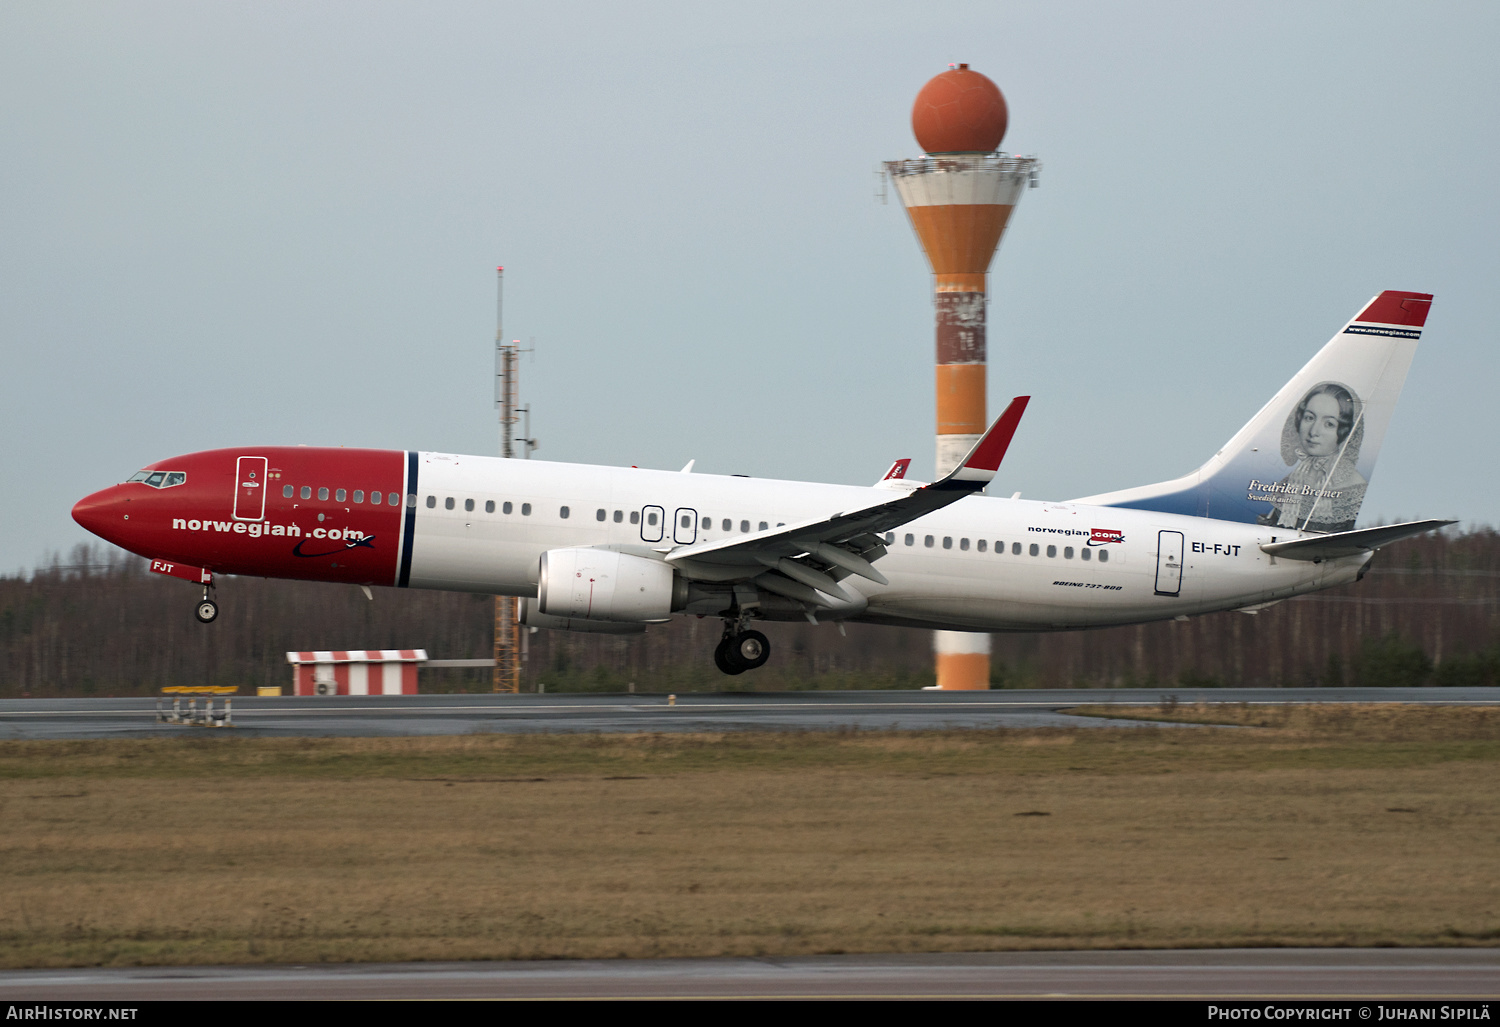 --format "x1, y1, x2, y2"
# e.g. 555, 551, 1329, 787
1, 688, 1497, 739
0, 950, 1496, 1000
